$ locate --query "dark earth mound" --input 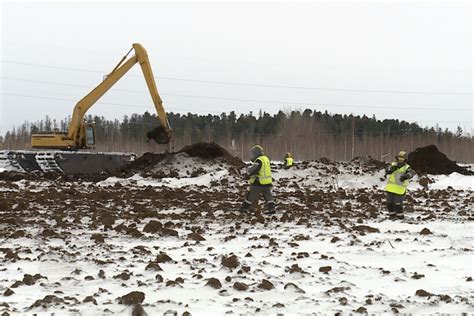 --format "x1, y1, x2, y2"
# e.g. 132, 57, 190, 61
351, 156, 386, 171
407, 145, 473, 175
121, 142, 244, 175
120, 152, 170, 175
178, 142, 244, 168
